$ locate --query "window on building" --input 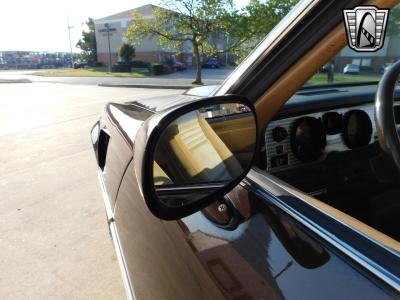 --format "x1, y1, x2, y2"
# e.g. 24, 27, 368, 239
361, 58, 372, 67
